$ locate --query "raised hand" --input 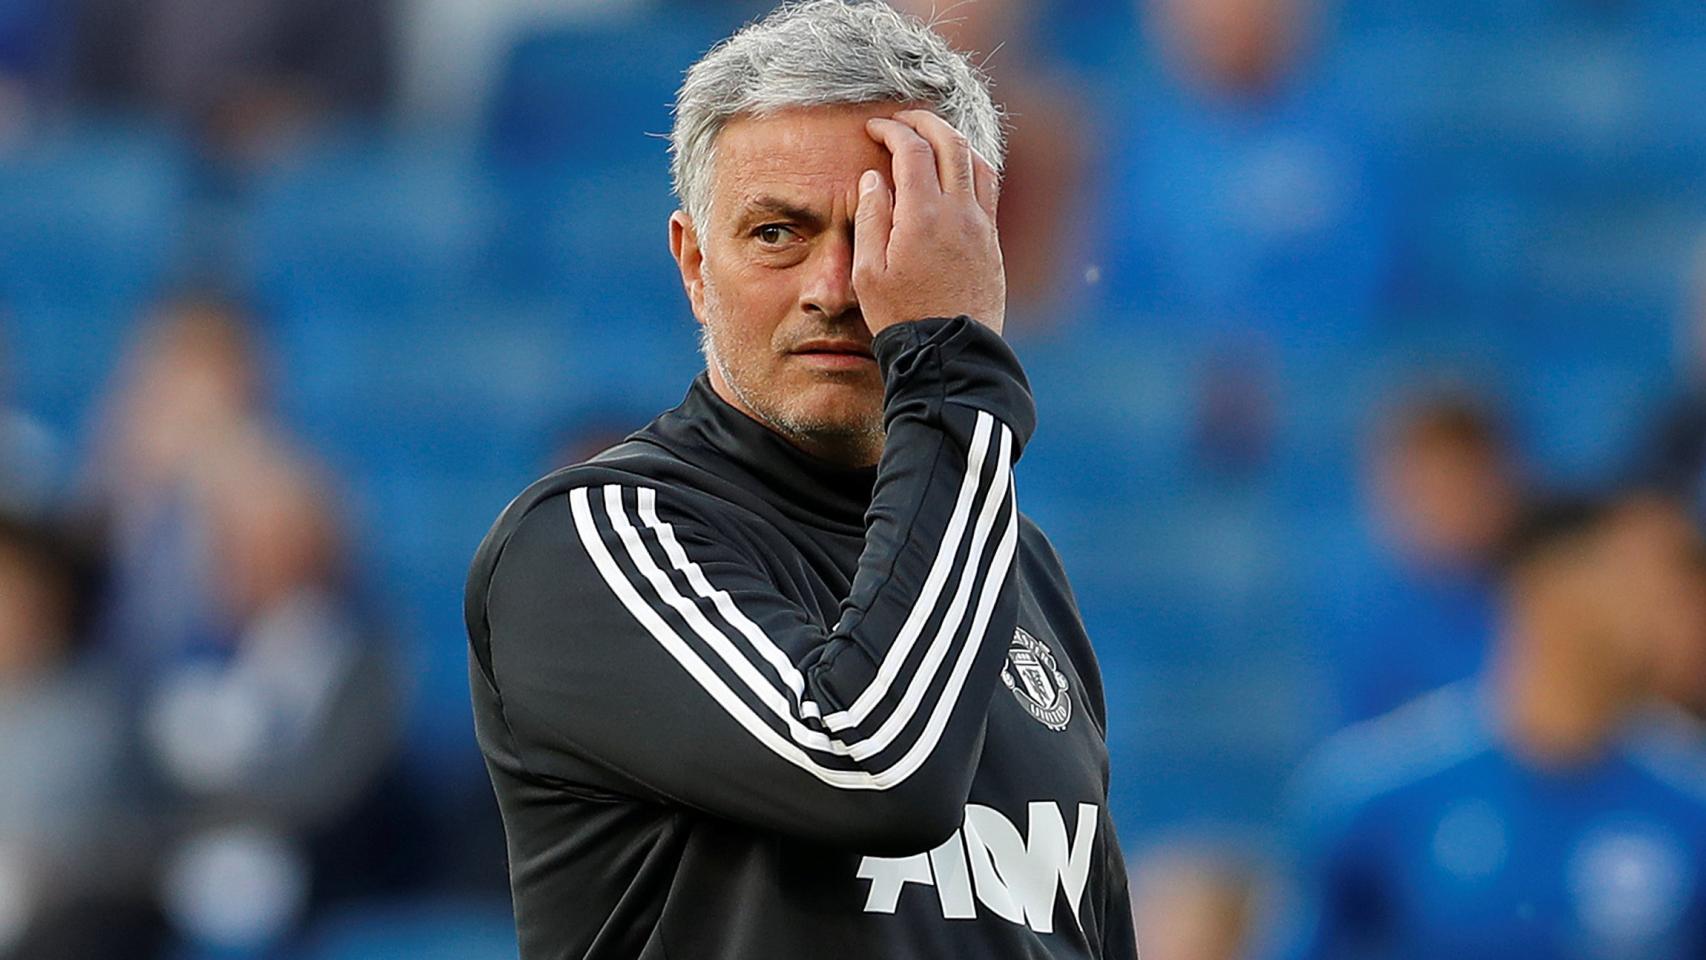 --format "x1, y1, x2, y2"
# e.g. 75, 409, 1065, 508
853, 109, 1005, 337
